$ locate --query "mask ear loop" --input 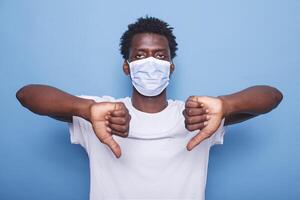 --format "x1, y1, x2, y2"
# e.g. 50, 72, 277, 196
169, 60, 174, 76
126, 60, 131, 77
170, 59, 174, 65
